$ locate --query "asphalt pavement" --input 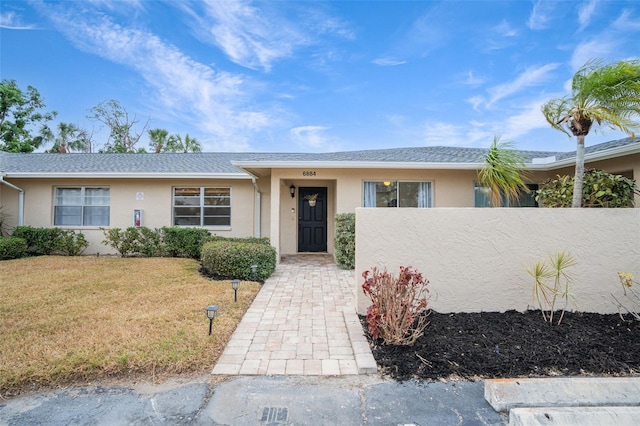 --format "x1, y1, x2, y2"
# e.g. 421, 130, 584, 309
0, 375, 506, 425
